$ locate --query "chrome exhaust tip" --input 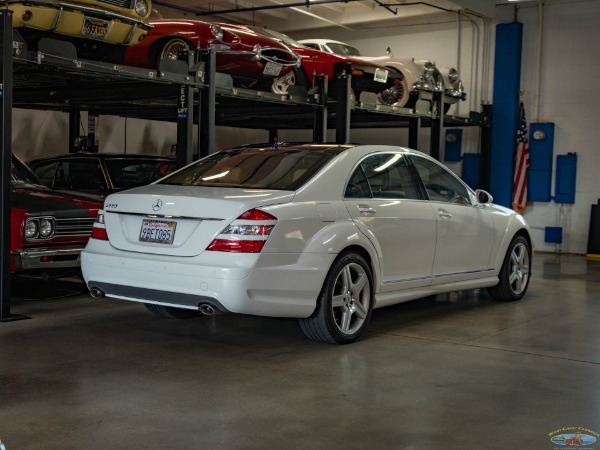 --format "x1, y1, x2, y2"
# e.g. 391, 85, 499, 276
198, 303, 216, 316
89, 287, 105, 299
